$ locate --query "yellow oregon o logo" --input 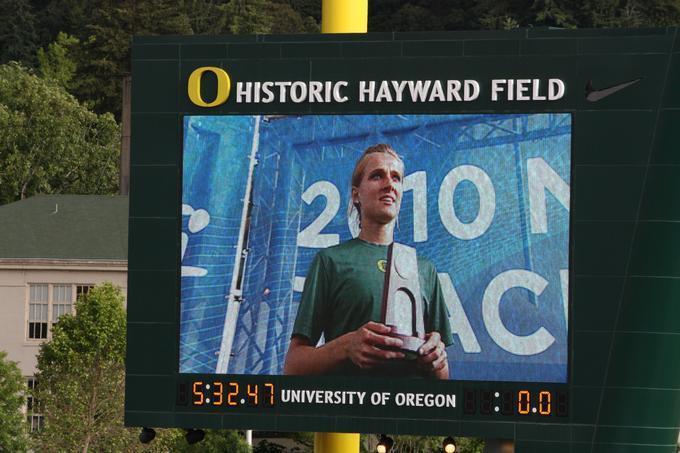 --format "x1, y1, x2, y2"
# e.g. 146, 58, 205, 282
187, 67, 231, 107
377, 260, 387, 273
